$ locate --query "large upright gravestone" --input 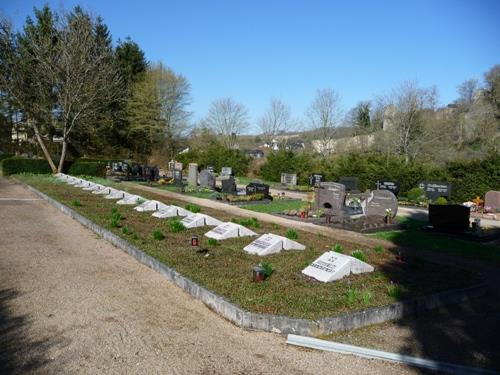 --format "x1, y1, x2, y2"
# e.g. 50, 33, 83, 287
316, 182, 346, 215
199, 169, 216, 189
302, 251, 374, 282
339, 177, 359, 192
222, 176, 237, 194
485, 191, 500, 212
188, 163, 198, 186
281, 172, 297, 186
363, 190, 398, 219
173, 170, 183, 186
377, 180, 400, 196
418, 181, 452, 201
429, 204, 470, 232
